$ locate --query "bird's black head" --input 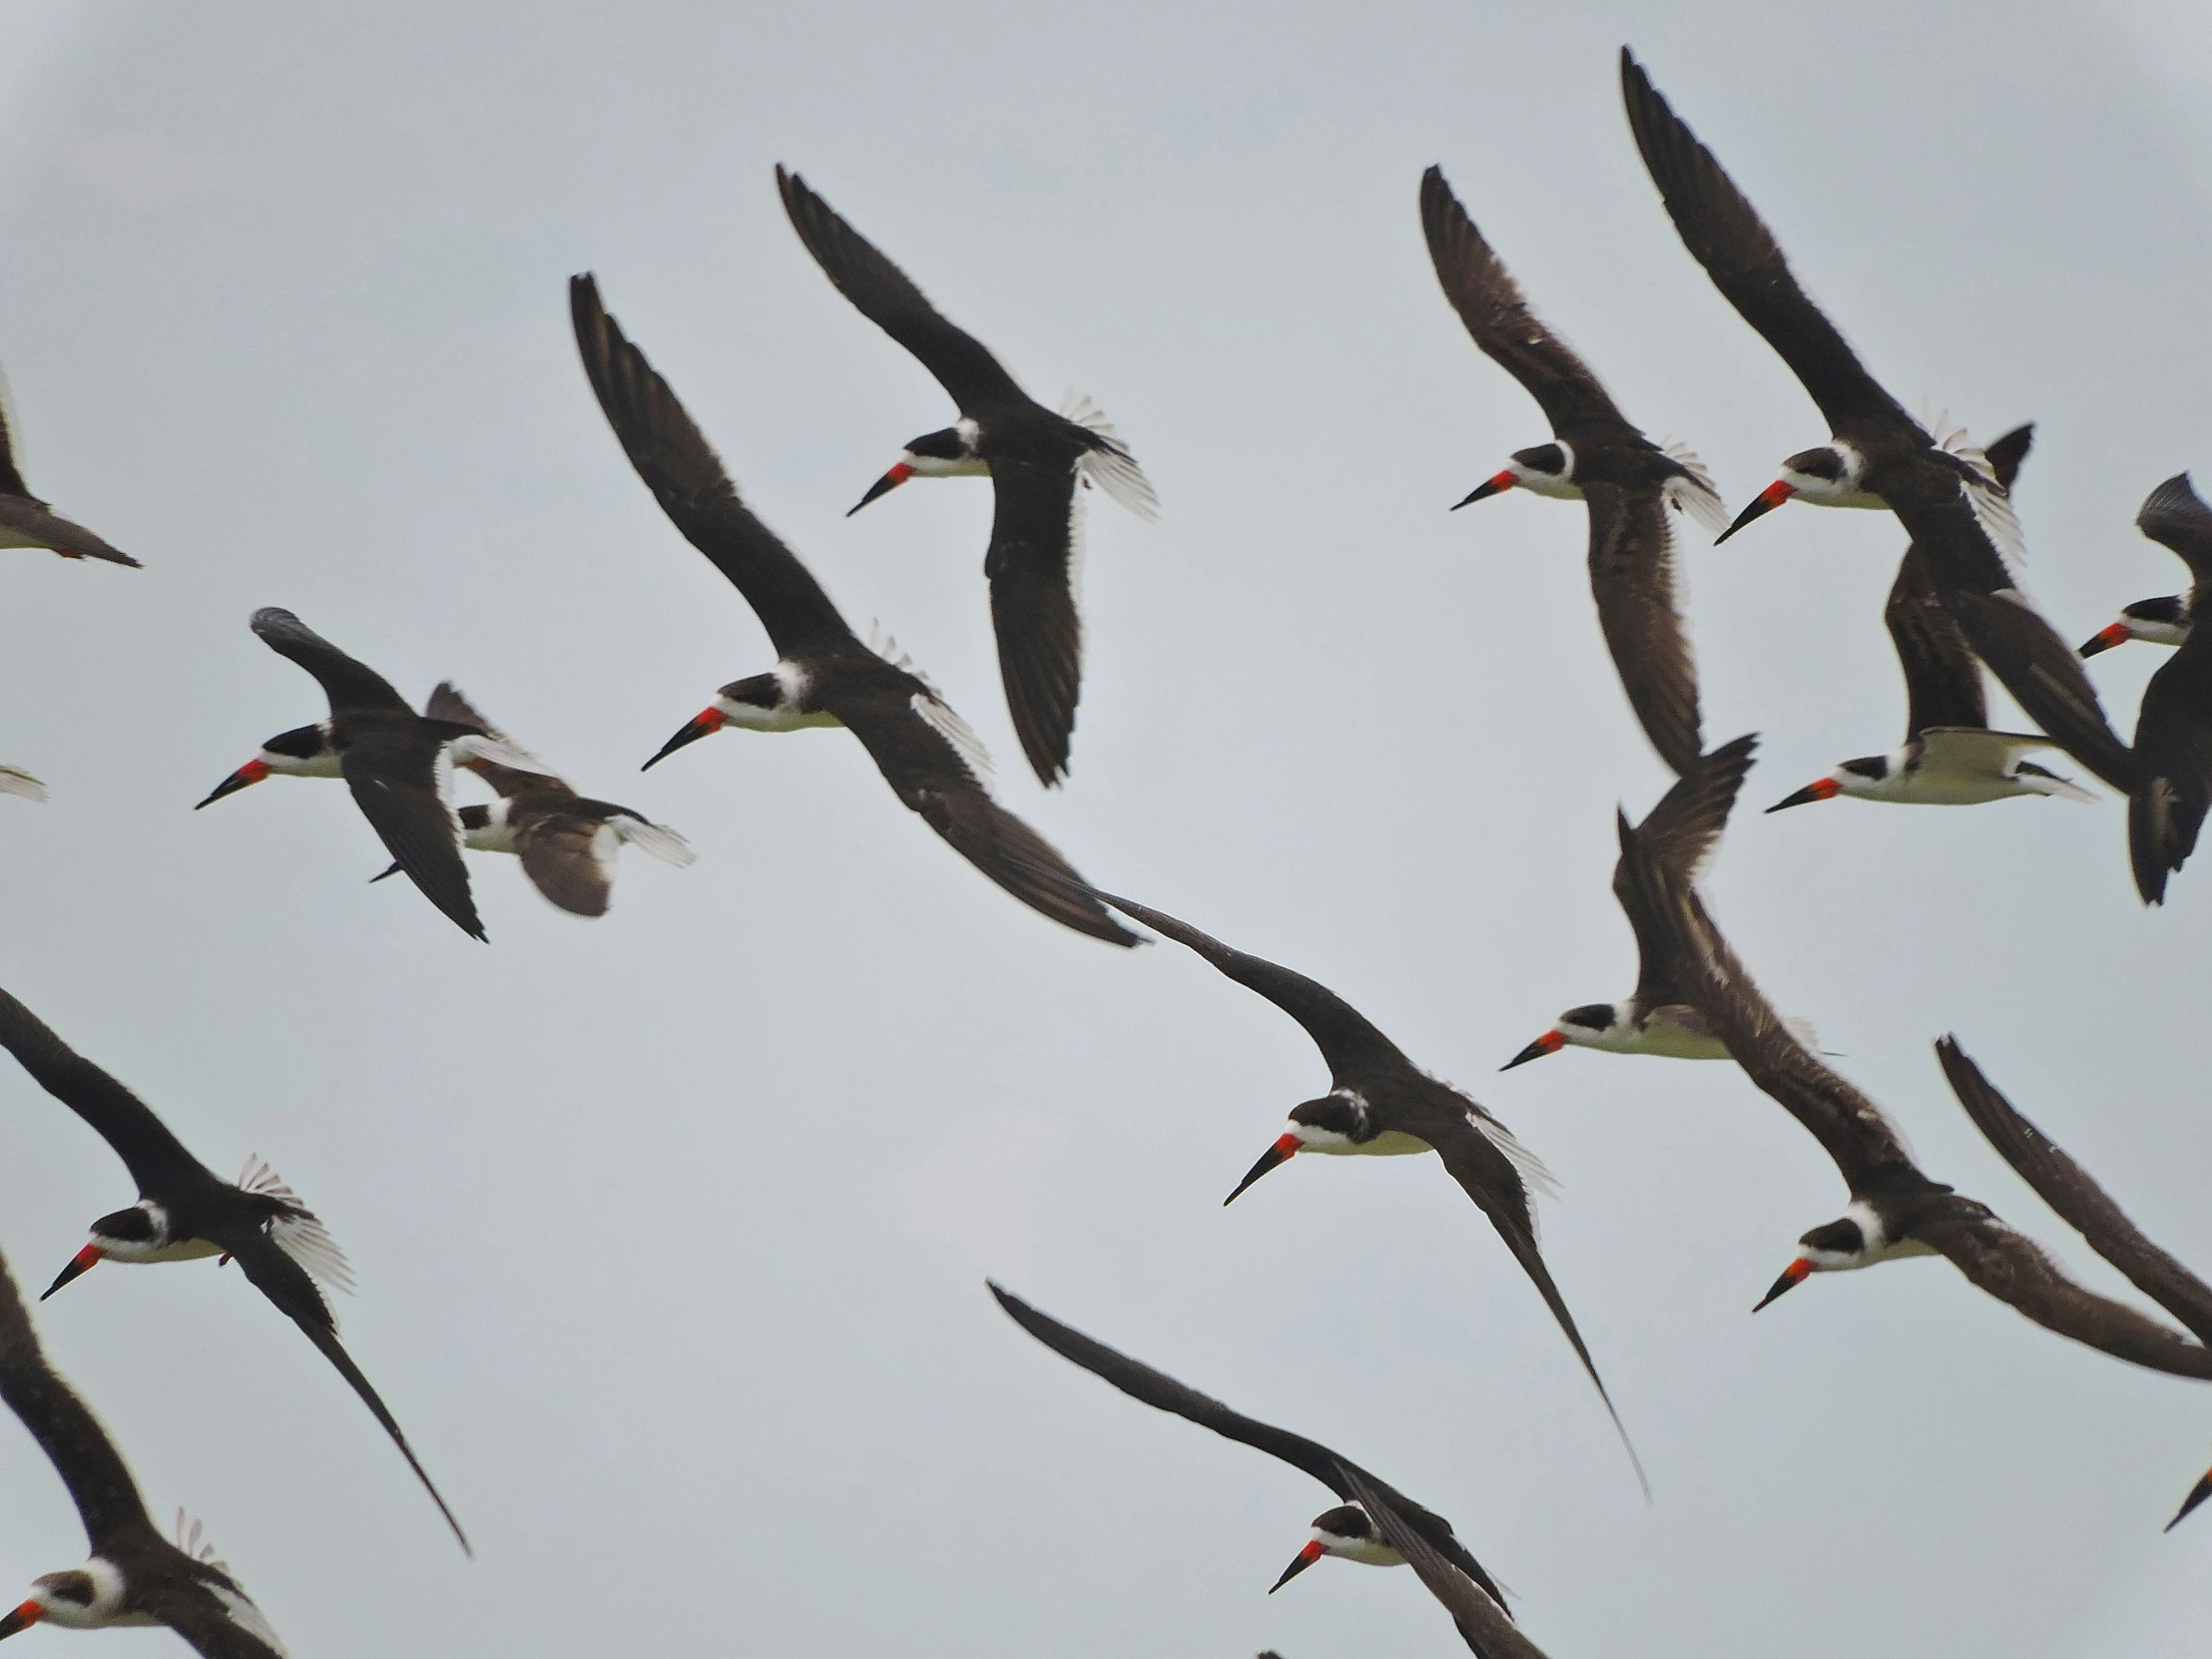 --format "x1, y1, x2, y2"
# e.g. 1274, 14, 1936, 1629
1288, 1093, 1374, 1142
1839, 756, 1888, 781
718, 673, 785, 710
1799, 1216, 1867, 1256
1311, 1503, 1375, 1541
1781, 445, 1849, 484
457, 805, 493, 831
904, 426, 970, 462
262, 724, 327, 761
1559, 1002, 1616, 1034
91, 1206, 158, 1244
2128, 595, 2190, 626
1509, 442, 1568, 478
